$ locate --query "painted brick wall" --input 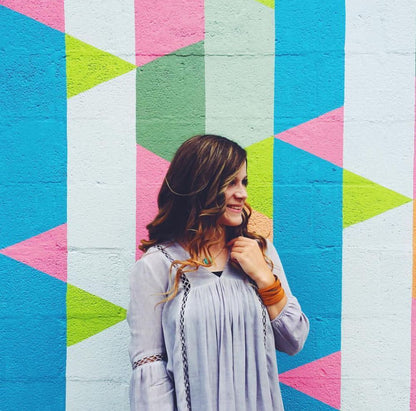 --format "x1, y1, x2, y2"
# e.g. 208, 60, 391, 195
0, 1, 415, 410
